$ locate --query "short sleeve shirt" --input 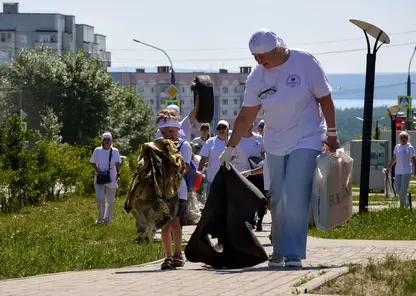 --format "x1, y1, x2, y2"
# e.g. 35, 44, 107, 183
242, 49, 332, 156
